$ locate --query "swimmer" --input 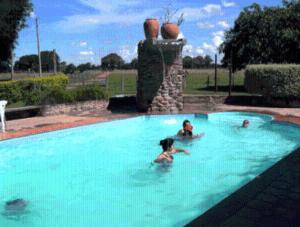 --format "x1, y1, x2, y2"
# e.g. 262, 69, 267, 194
242, 120, 250, 128
5, 199, 27, 211
154, 138, 189, 164
177, 120, 204, 139
2, 198, 28, 220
